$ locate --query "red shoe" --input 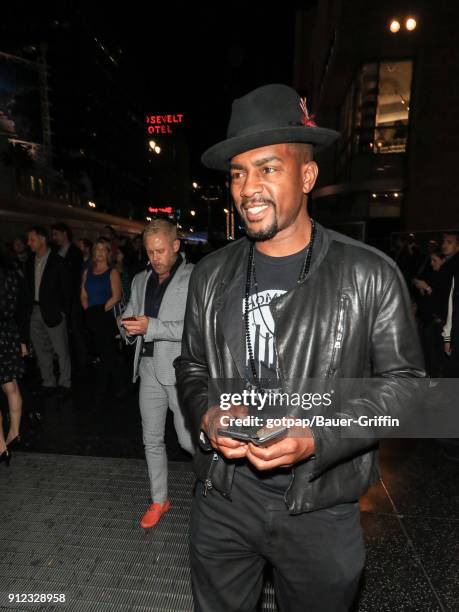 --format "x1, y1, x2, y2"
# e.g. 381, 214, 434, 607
140, 500, 171, 529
